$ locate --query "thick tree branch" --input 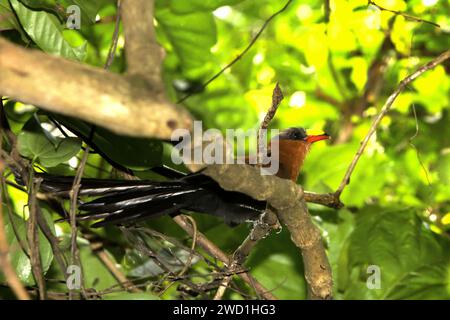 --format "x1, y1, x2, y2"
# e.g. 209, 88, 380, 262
304, 191, 343, 209
204, 164, 333, 300
0, 13, 192, 139
0, 37, 192, 139
121, 0, 163, 85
